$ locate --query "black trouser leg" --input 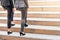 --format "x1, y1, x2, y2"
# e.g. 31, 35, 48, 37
11, 9, 14, 21
7, 7, 14, 29
20, 8, 27, 32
